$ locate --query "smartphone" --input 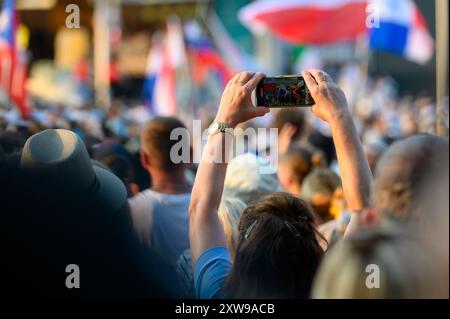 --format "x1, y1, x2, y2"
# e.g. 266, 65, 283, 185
255, 75, 314, 107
